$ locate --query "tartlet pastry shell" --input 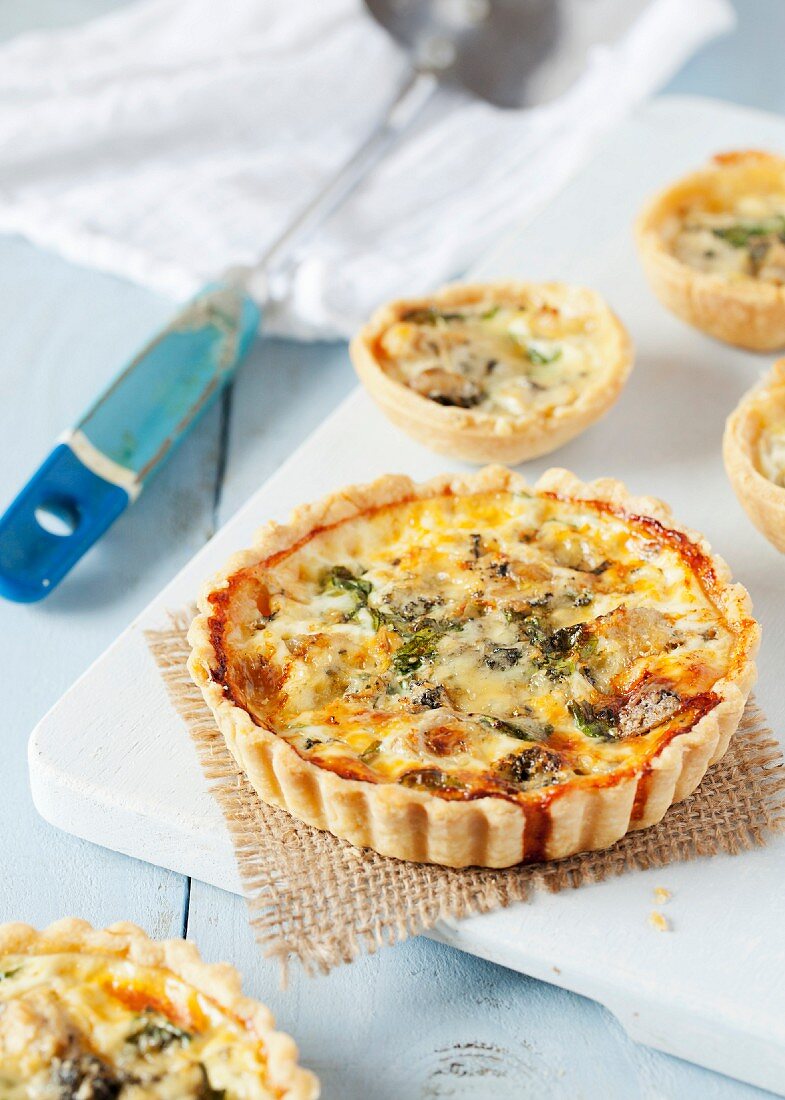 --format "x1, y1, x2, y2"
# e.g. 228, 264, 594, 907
636, 150, 785, 350
189, 466, 759, 870
349, 281, 634, 464
724, 358, 785, 552
0, 918, 319, 1099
